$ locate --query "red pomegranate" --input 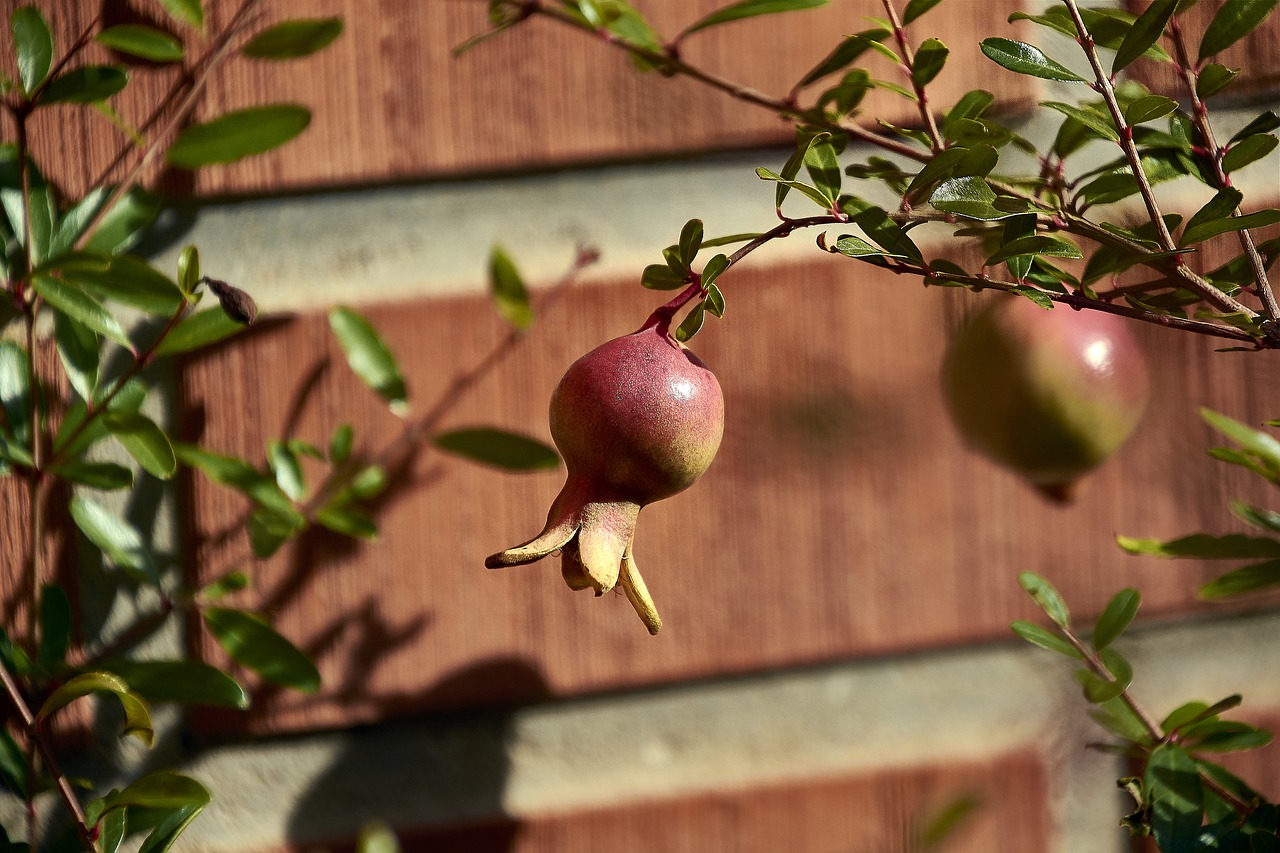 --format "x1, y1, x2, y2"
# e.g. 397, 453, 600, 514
486, 306, 724, 634
942, 294, 1151, 499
